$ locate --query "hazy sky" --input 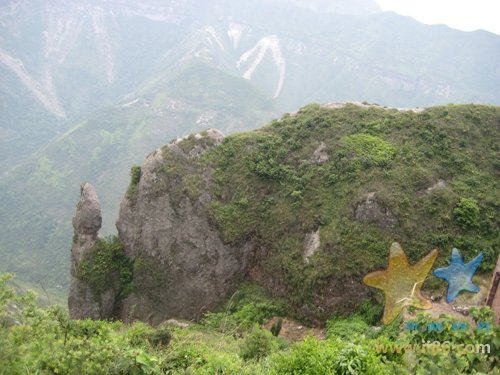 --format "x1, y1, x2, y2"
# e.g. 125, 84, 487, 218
374, 0, 500, 36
